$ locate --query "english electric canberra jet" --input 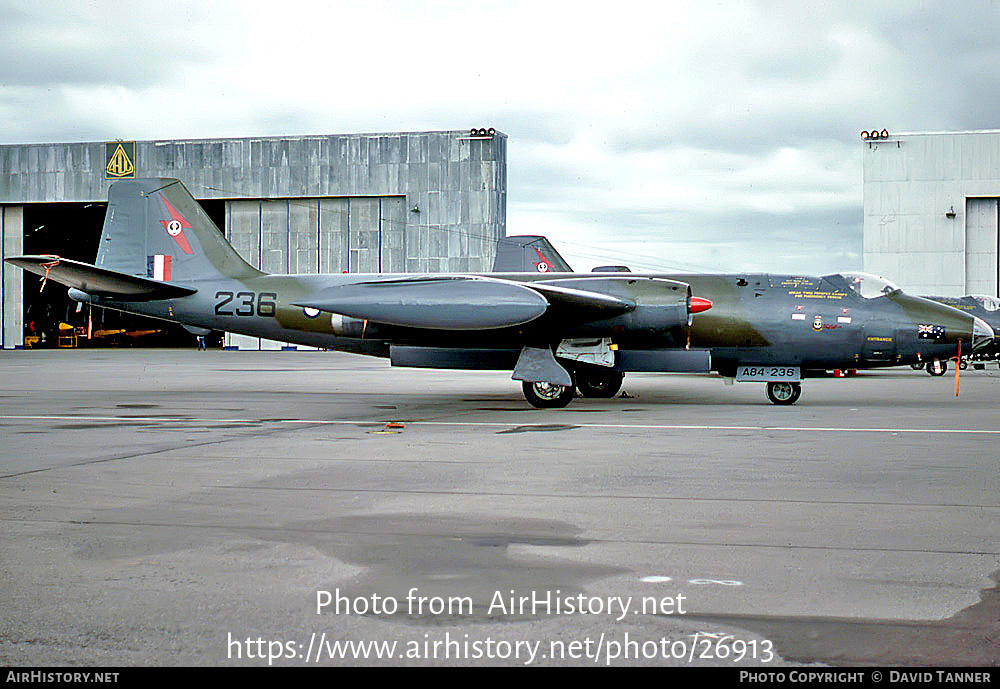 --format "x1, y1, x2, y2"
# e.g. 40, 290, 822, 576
6, 179, 994, 407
